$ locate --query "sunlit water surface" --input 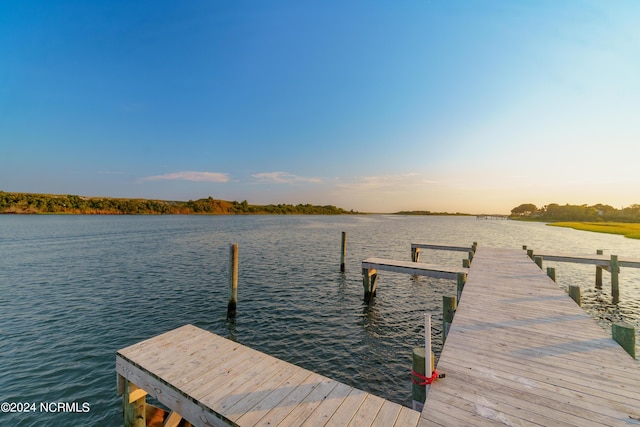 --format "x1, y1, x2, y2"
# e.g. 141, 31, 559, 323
1, 215, 639, 426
